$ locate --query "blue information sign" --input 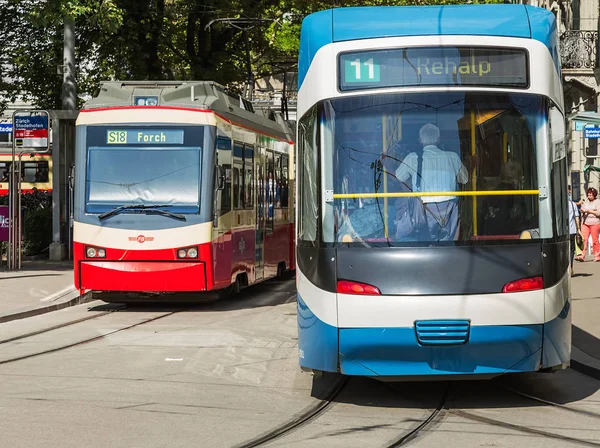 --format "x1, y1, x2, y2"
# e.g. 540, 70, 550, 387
584, 128, 600, 139
0, 124, 13, 134
14, 115, 48, 130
